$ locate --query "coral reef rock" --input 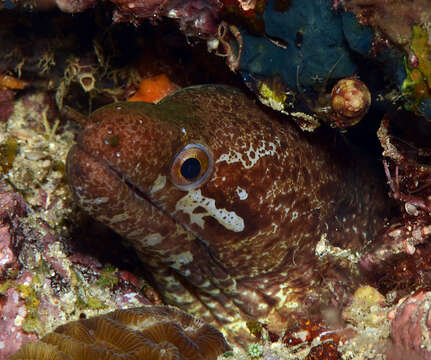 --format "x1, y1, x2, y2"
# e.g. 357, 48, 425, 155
387, 290, 431, 360
9, 305, 231, 360
360, 110, 431, 297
